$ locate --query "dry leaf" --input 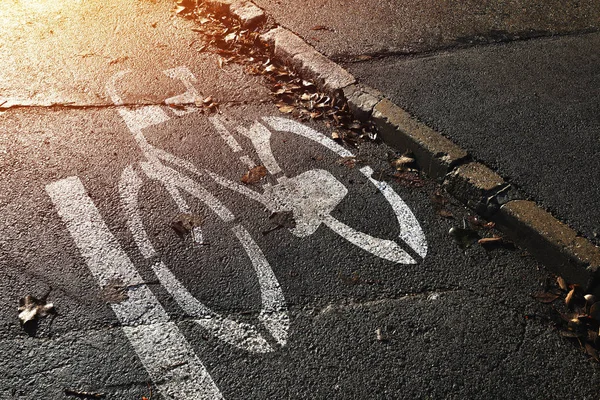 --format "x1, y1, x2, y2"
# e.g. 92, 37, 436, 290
437, 208, 454, 218
241, 165, 267, 184
533, 292, 560, 304
478, 236, 503, 245
566, 287, 575, 308
557, 276, 568, 291
390, 155, 415, 171
18, 295, 56, 324
277, 104, 294, 114
171, 213, 203, 237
